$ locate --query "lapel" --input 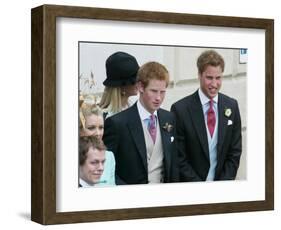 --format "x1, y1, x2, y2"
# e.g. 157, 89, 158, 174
189, 91, 209, 160
127, 104, 148, 172
217, 94, 229, 156
157, 109, 172, 171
